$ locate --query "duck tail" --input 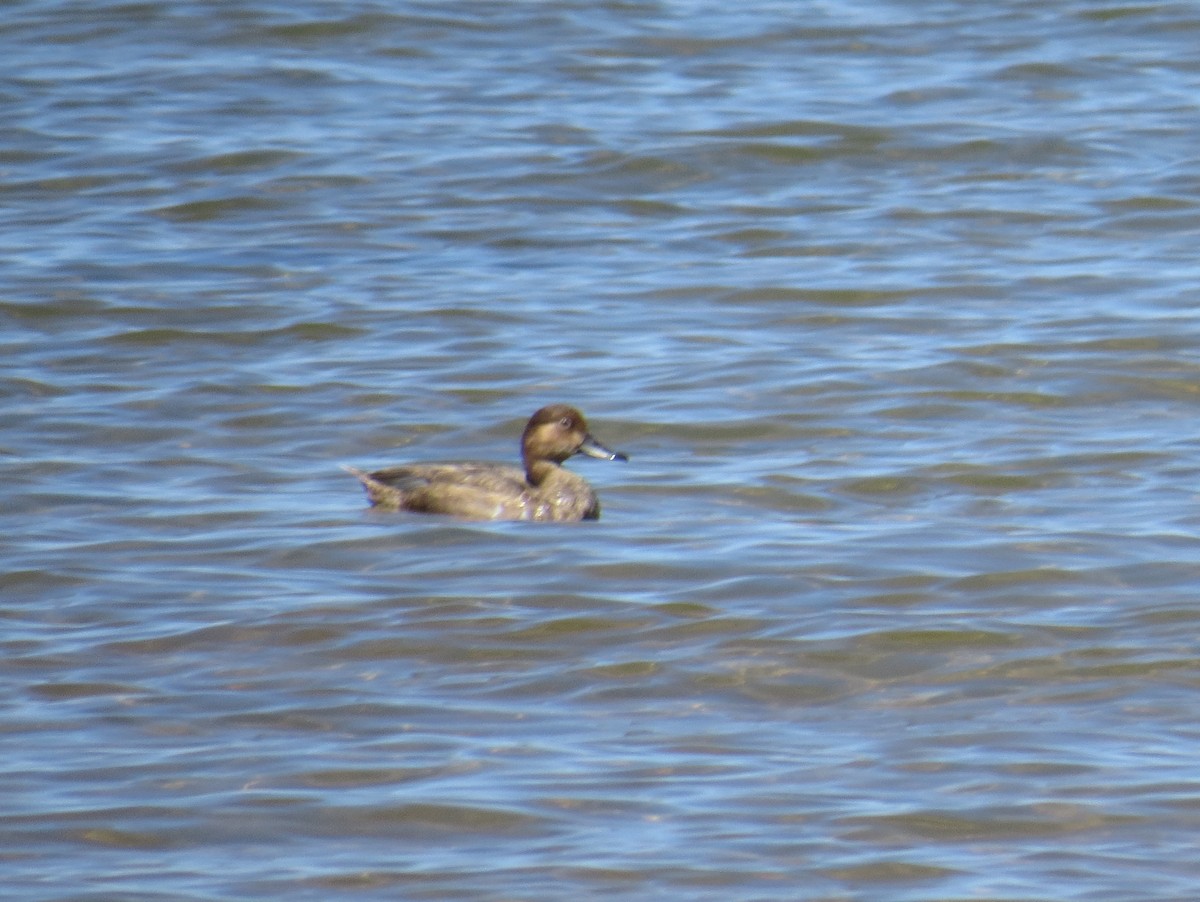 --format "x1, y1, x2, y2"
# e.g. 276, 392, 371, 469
341, 464, 404, 510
